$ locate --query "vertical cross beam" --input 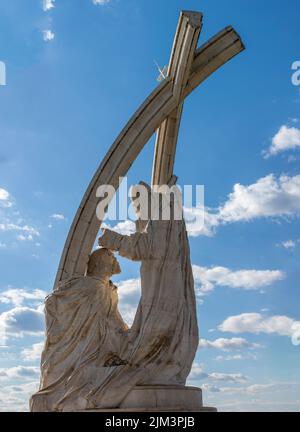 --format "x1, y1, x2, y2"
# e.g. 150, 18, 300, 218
152, 25, 245, 186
